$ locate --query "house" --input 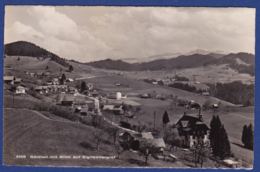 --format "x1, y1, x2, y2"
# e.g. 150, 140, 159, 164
141, 132, 154, 139
176, 113, 209, 148
119, 131, 166, 153
80, 106, 89, 116
87, 83, 94, 91
202, 91, 210, 96
61, 95, 75, 106
52, 78, 59, 85
14, 78, 22, 84
15, 86, 26, 94
149, 138, 166, 152
4, 76, 14, 84
66, 78, 74, 82
103, 105, 115, 110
